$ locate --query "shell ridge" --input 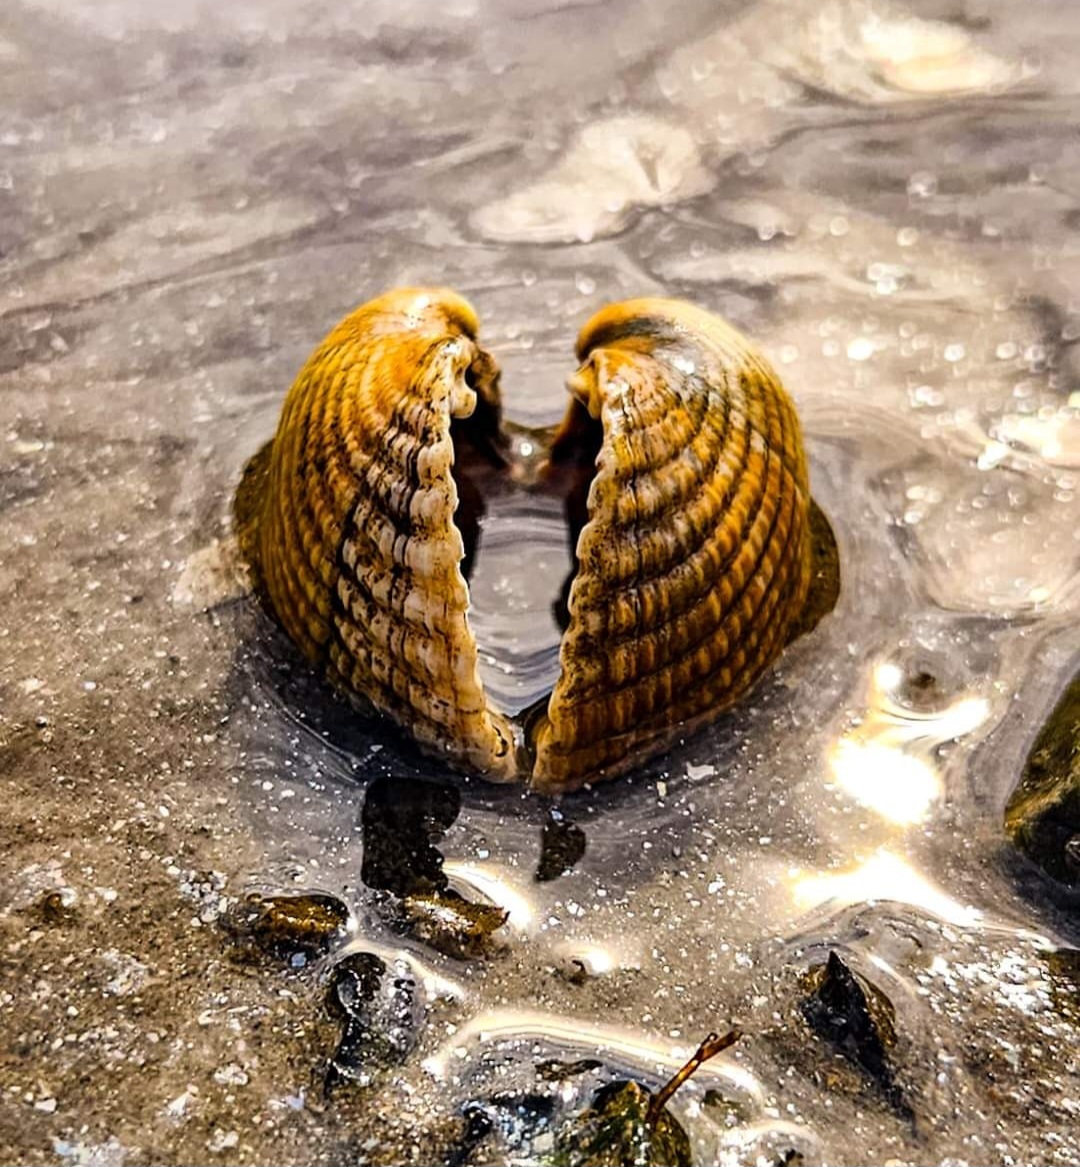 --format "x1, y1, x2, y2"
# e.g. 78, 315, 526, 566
261, 289, 517, 780
733, 354, 808, 492
573, 365, 718, 564
597, 473, 784, 672
335, 367, 466, 736
553, 438, 801, 710
256, 290, 820, 791
535, 299, 815, 787
606, 405, 746, 592
537, 540, 803, 778
689, 509, 809, 718
576, 394, 752, 618
264, 338, 356, 665
605, 364, 708, 478
607, 370, 789, 602
640, 305, 808, 495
